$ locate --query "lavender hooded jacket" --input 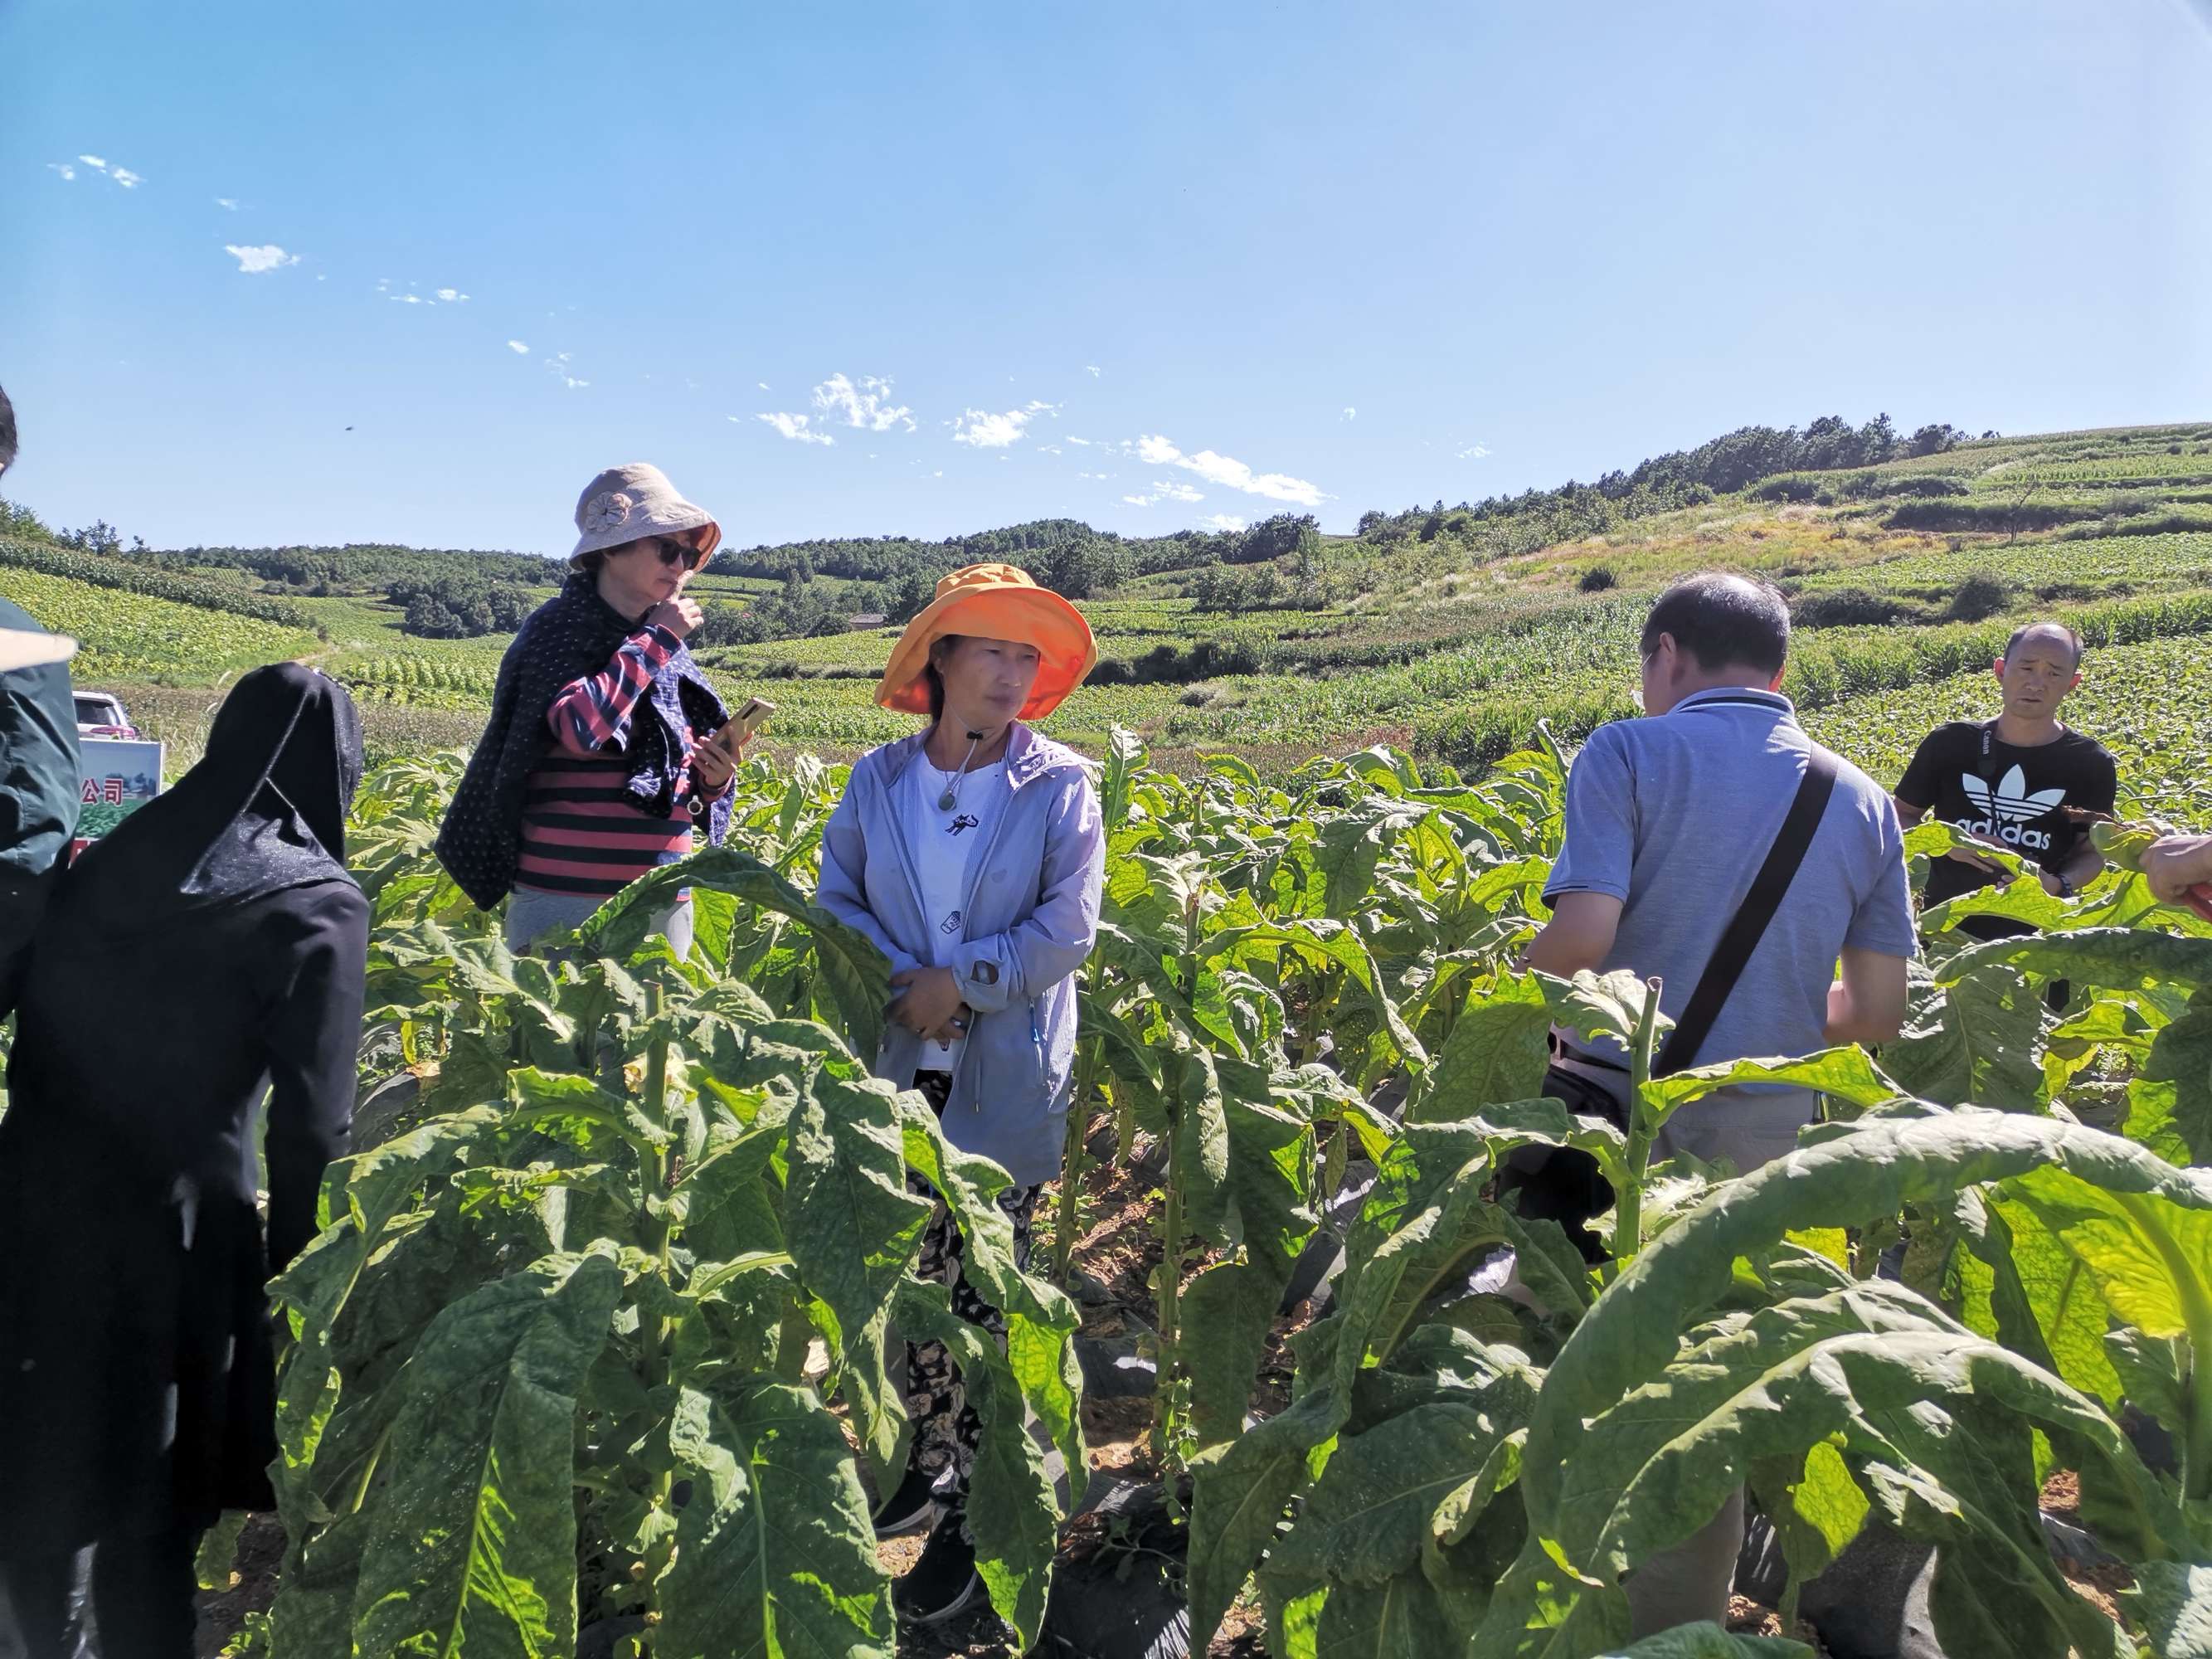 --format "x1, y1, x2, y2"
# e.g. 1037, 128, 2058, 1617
815, 723, 1103, 1185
